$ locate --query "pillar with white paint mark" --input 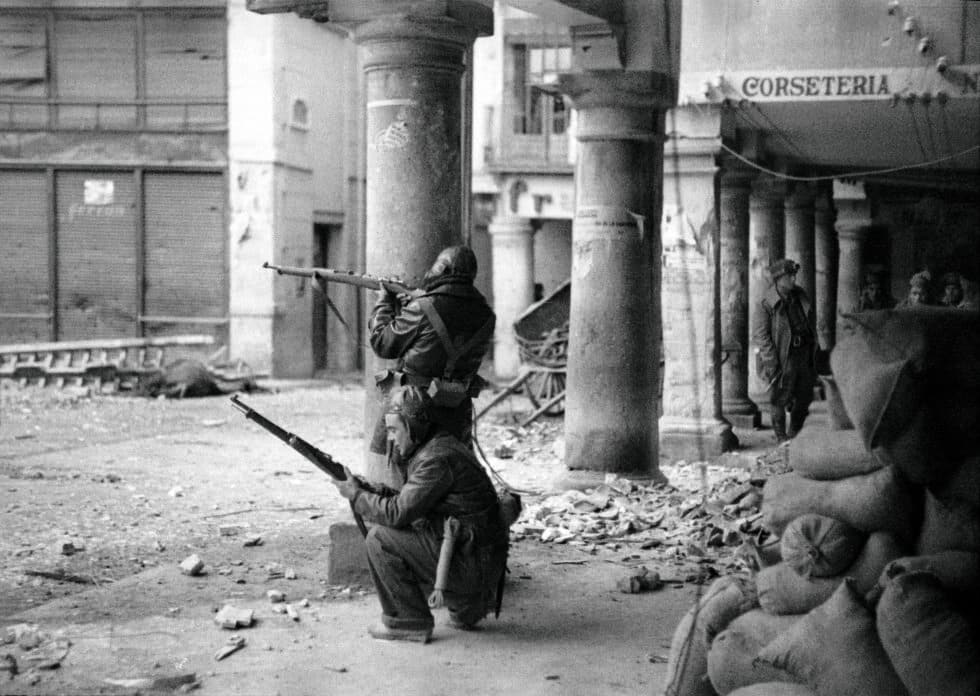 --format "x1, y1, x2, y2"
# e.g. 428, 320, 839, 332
555, 71, 672, 484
